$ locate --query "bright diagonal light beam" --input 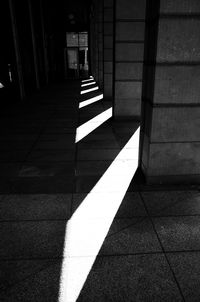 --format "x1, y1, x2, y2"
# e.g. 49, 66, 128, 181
0, 82, 4, 88
75, 107, 112, 143
80, 86, 99, 95
81, 81, 96, 87
82, 77, 94, 83
59, 127, 140, 302
82, 79, 94, 83
79, 94, 103, 109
